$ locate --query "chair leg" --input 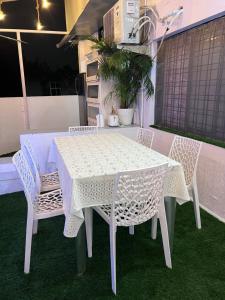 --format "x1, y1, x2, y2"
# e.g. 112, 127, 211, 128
109, 224, 117, 295
84, 208, 93, 258
129, 226, 134, 235
192, 182, 201, 229
24, 216, 33, 274
32, 220, 38, 235
151, 214, 158, 239
158, 203, 172, 269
